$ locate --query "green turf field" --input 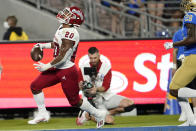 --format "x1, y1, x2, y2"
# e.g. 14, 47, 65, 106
0, 115, 184, 130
